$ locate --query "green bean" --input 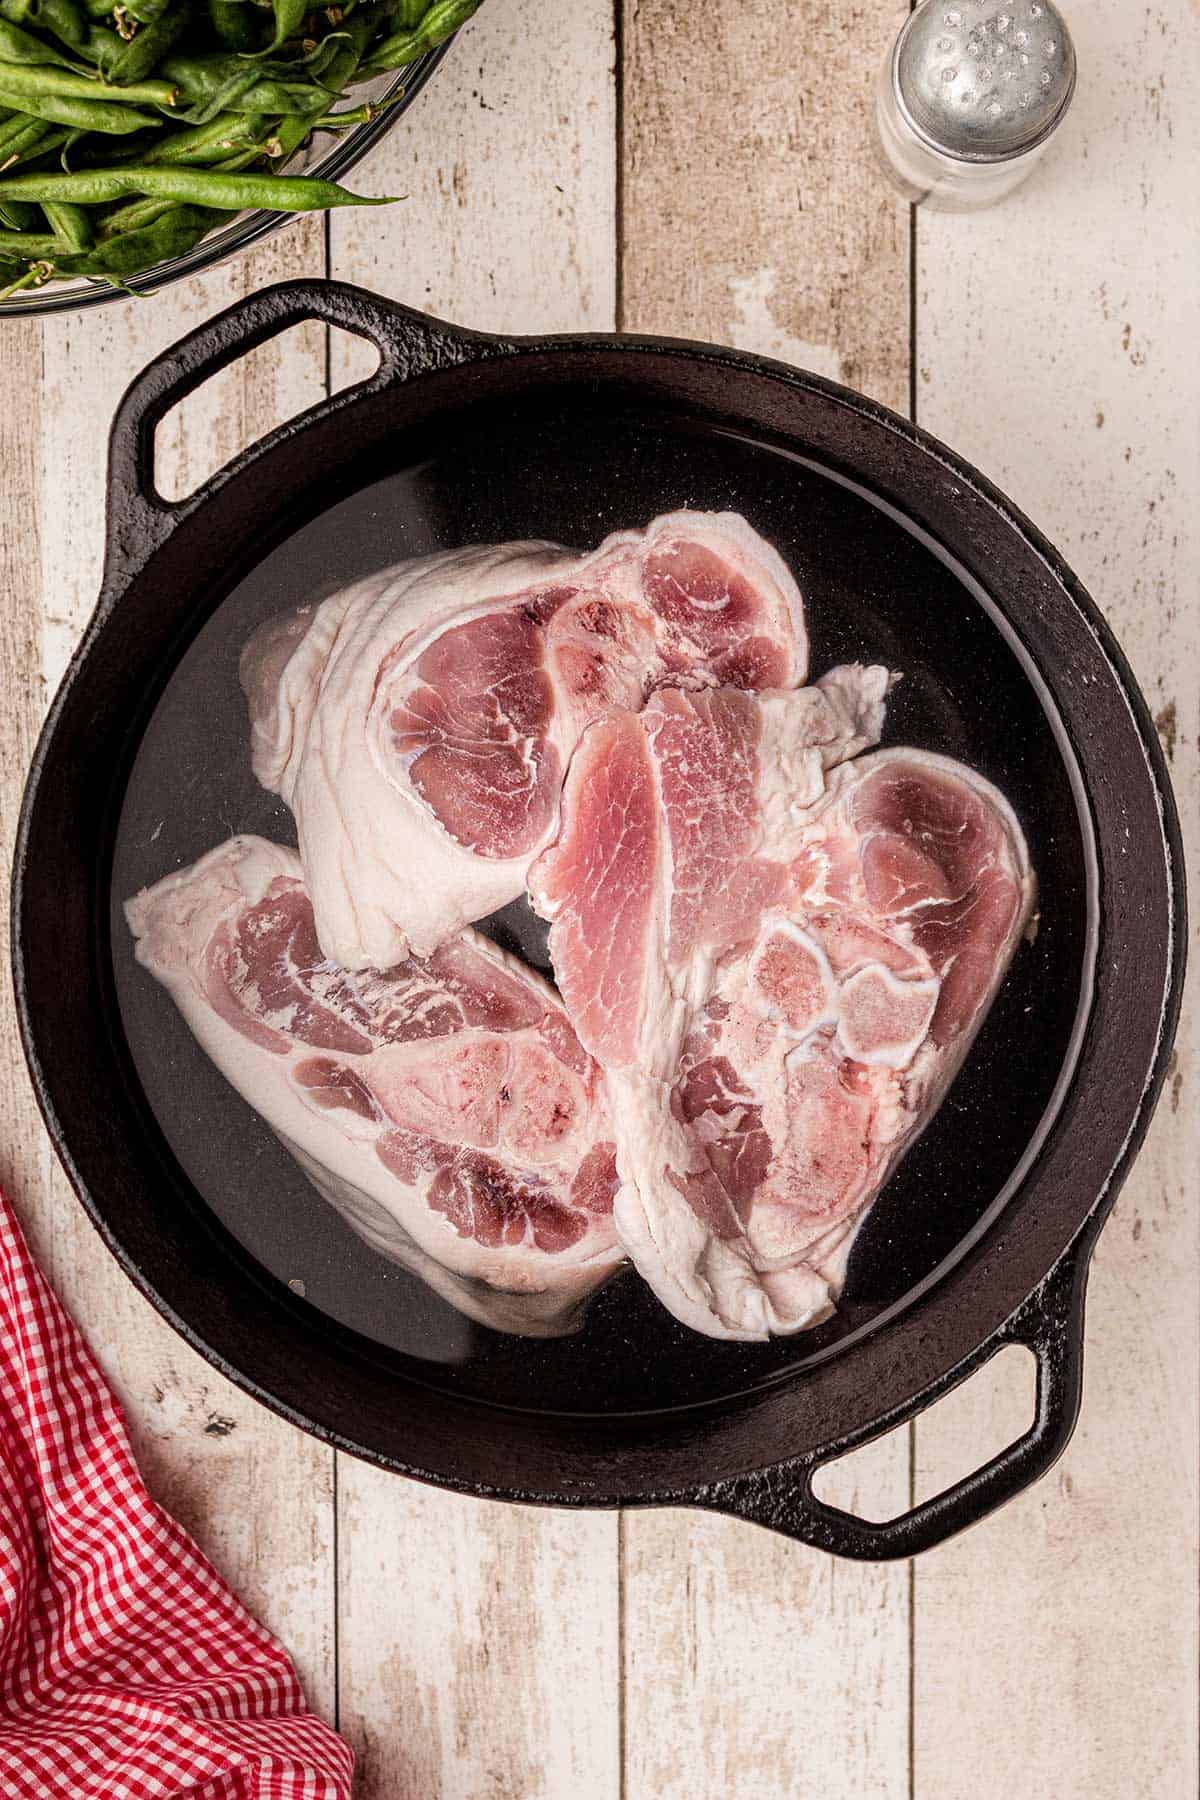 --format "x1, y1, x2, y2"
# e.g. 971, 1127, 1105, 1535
118, 0, 170, 23
99, 2, 186, 81
161, 50, 262, 120
0, 18, 83, 66
0, 257, 52, 296
260, 106, 305, 157
53, 198, 225, 270
357, 28, 415, 70
138, 106, 262, 160
0, 0, 86, 48
0, 85, 163, 129
300, 9, 364, 89
0, 163, 154, 195
46, 0, 86, 33
77, 21, 121, 58
362, 0, 479, 74
94, 186, 167, 228
0, 106, 38, 149
0, 222, 56, 246
0, 61, 177, 101
0, 161, 396, 206
245, 0, 303, 54
200, 142, 258, 173
0, 117, 68, 165
310, 98, 376, 127
229, 76, 321, 111
0, 0, 477, 290
0, 192, 37, 224
290, 29, 347, 76
206, 0, 257, 50
0, 119, 66, 166
162, 48, 244, 89
165, 46, 308, 84
41, 191, 89, 241
1, 108, 75, 157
